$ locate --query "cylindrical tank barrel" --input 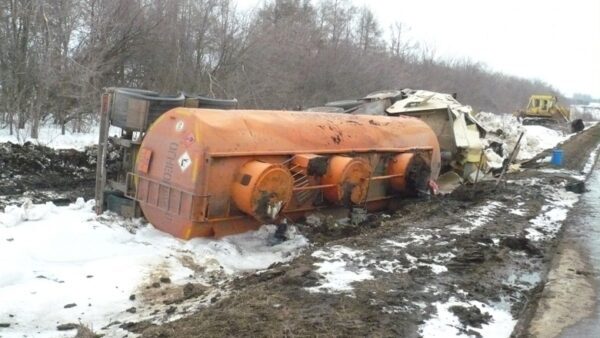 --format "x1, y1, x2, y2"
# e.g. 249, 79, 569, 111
132, 108, 440, 239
